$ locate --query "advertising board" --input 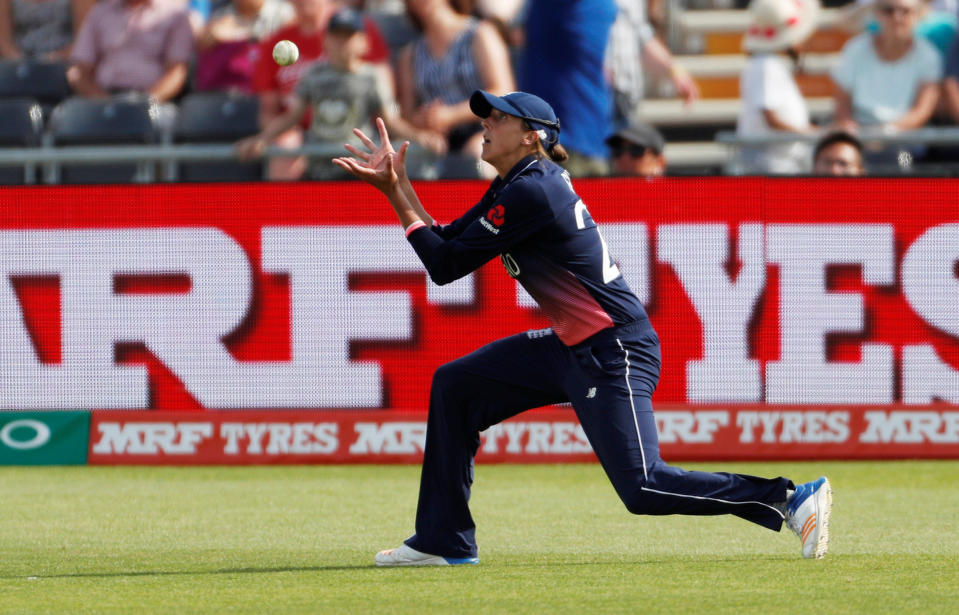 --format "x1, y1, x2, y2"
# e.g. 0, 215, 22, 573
1, 178, 956, 462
